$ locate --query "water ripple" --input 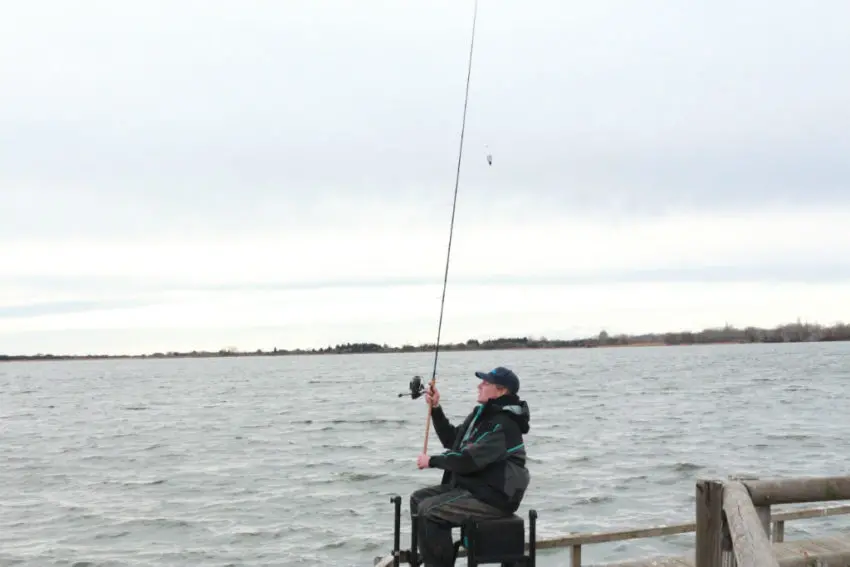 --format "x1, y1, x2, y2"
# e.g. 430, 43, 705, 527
1, 342, 849, 566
